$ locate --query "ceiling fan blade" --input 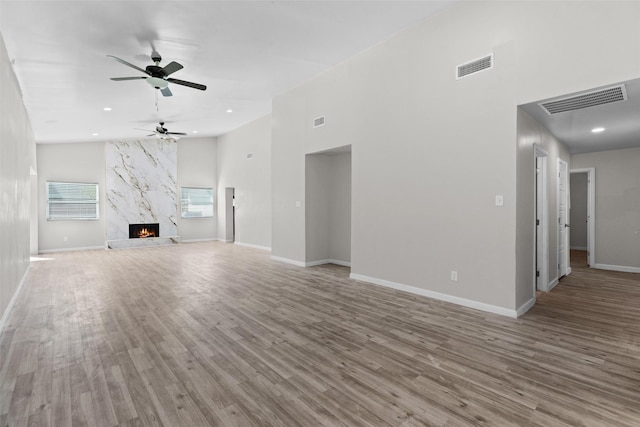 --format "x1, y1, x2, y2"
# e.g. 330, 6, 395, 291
106, 55, 150, 75
167, 78, 206, 91
160, 87, 173, 97
167, 132, 188, 136
161, 61, 183, 76
147, 134, 156, 137
110, 77, 147, 81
